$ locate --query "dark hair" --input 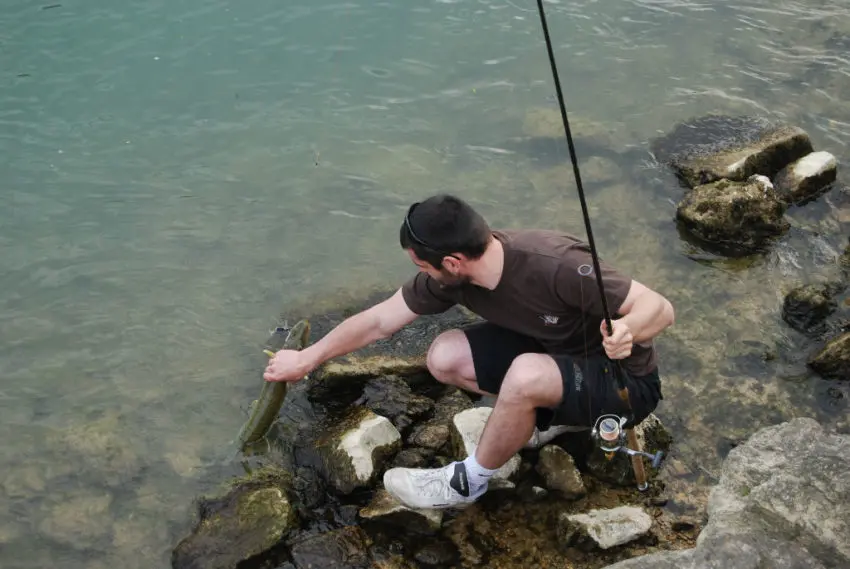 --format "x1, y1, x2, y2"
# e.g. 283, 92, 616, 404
399, 194, 491, 268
